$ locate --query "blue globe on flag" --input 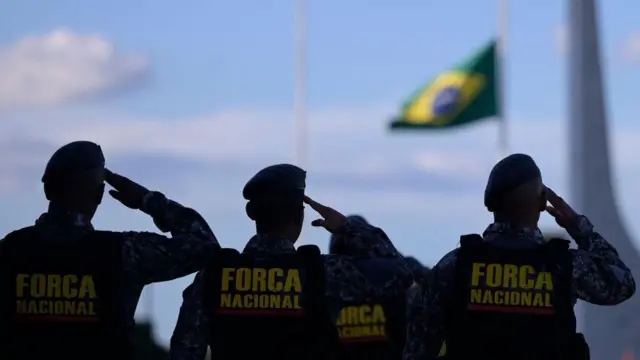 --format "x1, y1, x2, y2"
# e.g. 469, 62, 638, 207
432, 86, 461, 117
